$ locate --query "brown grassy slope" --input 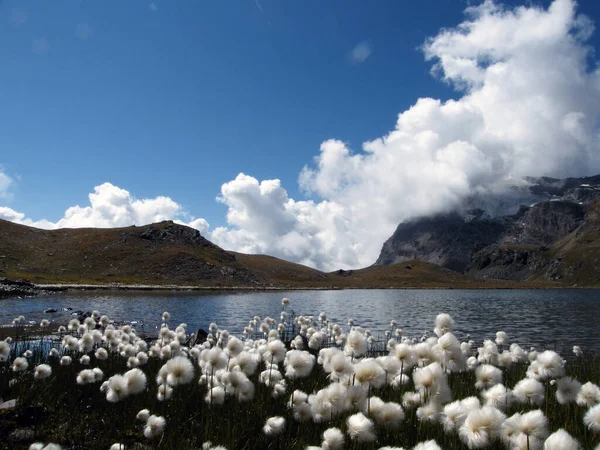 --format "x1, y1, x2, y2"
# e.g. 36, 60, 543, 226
535, 197, 600, 286
0, 218, 549, 288
234, 252, 524, 288
0, 219, 262, 286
